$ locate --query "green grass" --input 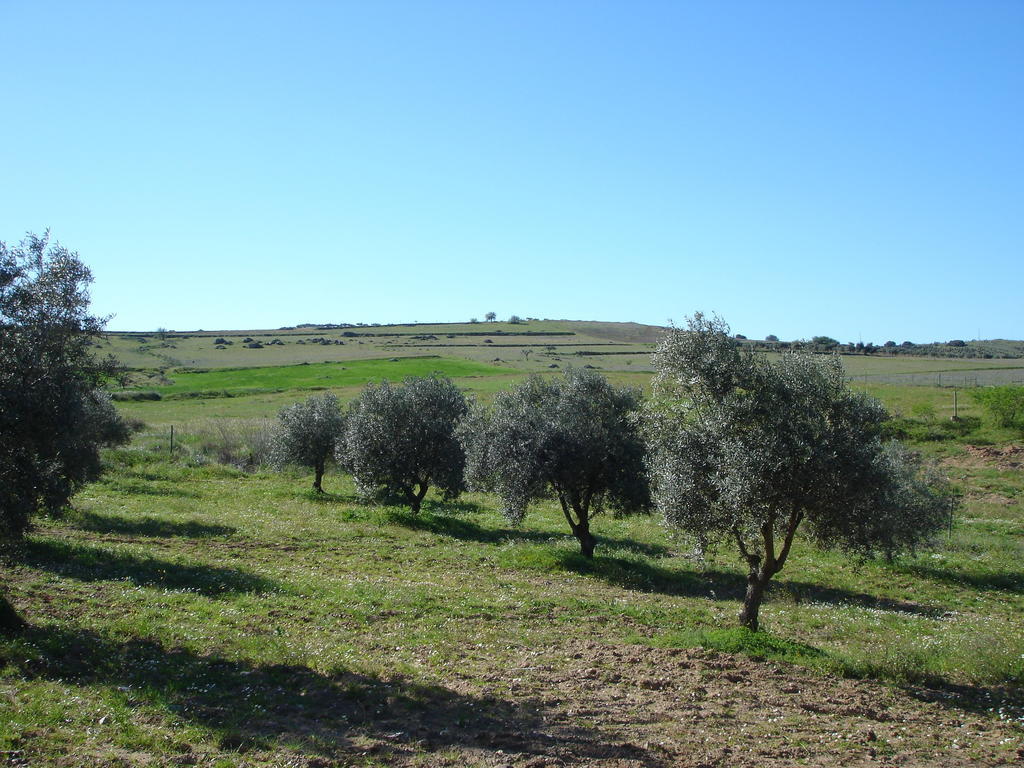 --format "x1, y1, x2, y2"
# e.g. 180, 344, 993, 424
121, 357, 509, 398
3, 419, 1022, 765
5, 329, 1024, 764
